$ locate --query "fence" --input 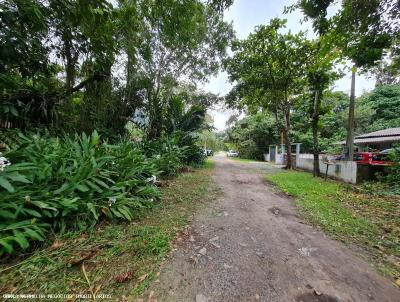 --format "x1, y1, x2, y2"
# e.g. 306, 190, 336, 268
264, 145, 359, 184
296, 154, 357, 184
